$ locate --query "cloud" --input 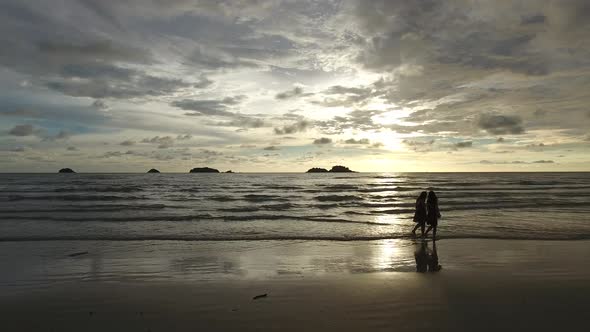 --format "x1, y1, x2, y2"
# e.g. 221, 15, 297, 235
8, 124, 35, 136
0, 109, 42, 118
275, 87, 310, 100
120, 140, 136, 146
141, 136, 175, 149
313, 137, 332, 145
176, 134, 192, 140
274, 120, 311, 135
478, 114, 525, 135
92, 100, 108, 109
454, 141, 473, 148
480, 159, 554, 164
172, 96, 246, 117
316, 110, 383, 134
263, 146, 280, 151
55, 130, 70, 140
344, 138, 370, 144
214, 116, 266, 129
38, 40, 152, 64
313, 85, 375, 107
46, 73, 193, 99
